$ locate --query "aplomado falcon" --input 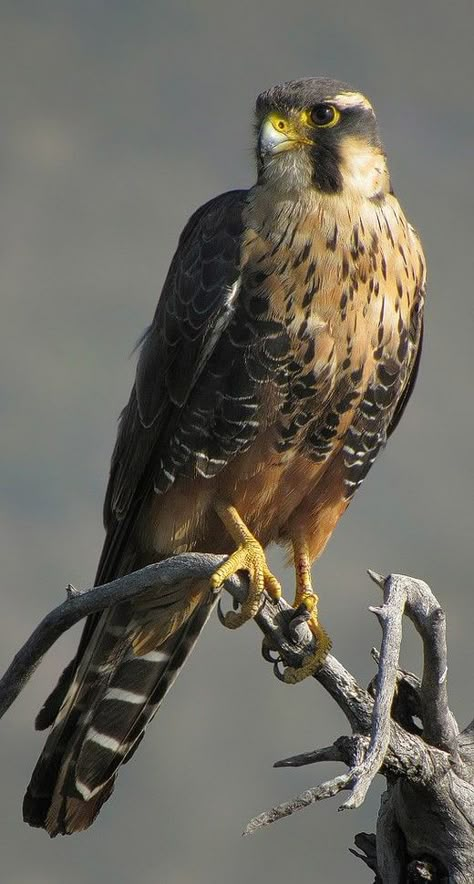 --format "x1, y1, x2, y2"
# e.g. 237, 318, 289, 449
24, 78, 425, 835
